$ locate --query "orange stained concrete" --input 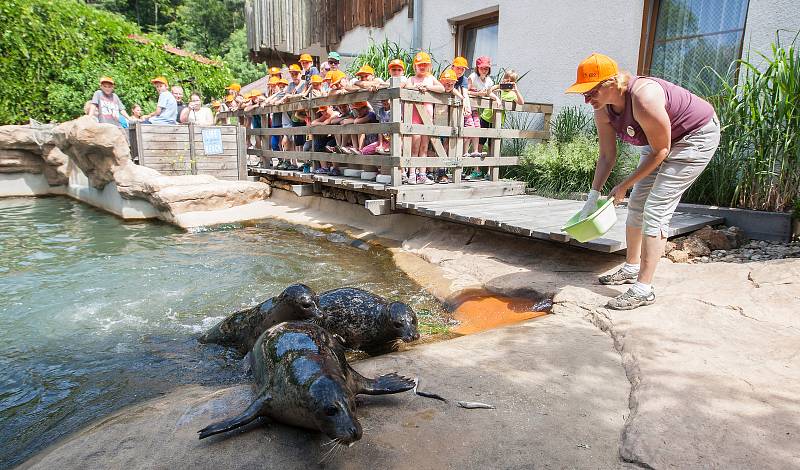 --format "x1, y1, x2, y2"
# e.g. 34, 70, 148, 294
451, 295, 550, 335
